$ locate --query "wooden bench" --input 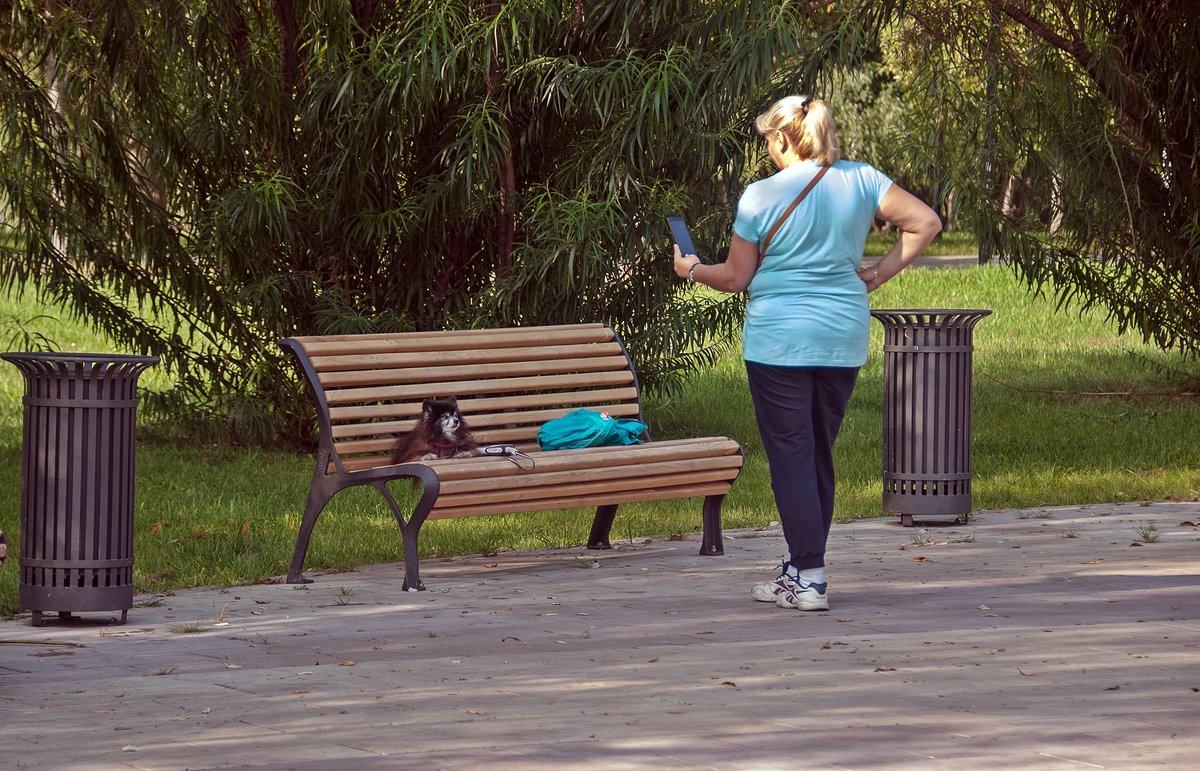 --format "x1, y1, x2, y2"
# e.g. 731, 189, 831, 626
281, 323, 744, 590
